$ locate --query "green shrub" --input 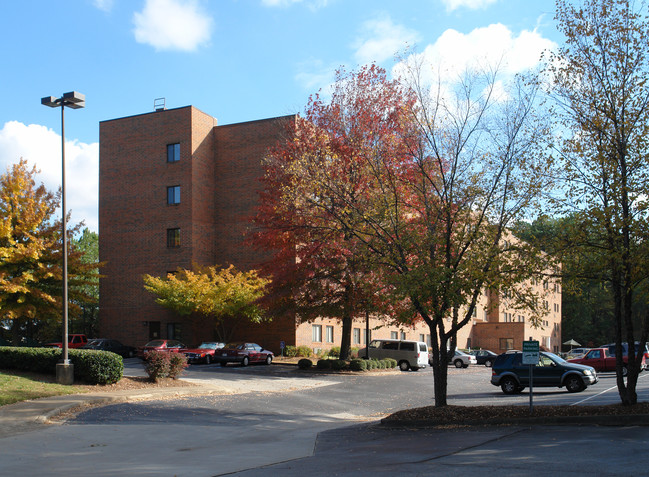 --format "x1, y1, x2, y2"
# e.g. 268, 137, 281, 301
330, 359, 347, 370
297, 358, 312, 369
377, 359, 387, 369
327, 346, 340, 358
349, 359, 367, 371
384, 358, 397, 368
316, 359, 332, 369
297, 345, 313, 357
284, 345, 298, 358
367, 359, 379, 370
350, 347, 360, 358
0, 346, 123, 384
69, 349, 123, 384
